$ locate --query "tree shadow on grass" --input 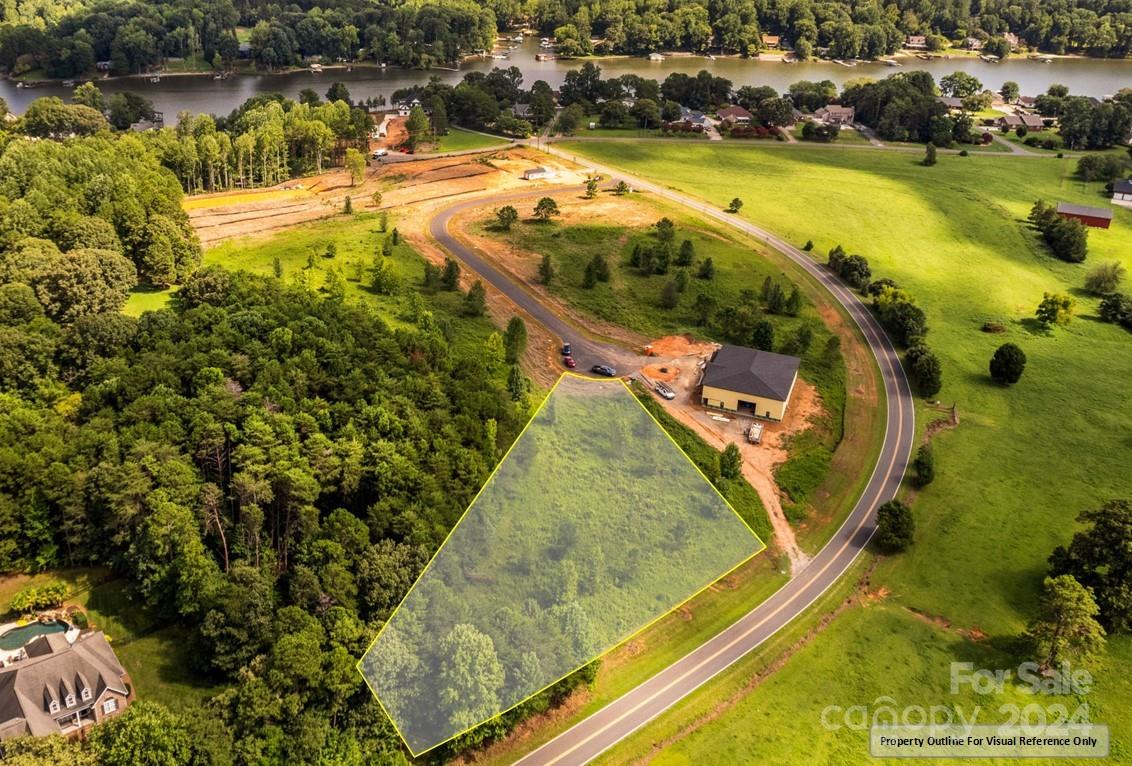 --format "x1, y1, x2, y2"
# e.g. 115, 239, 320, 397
1016, 317, 1052, 336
